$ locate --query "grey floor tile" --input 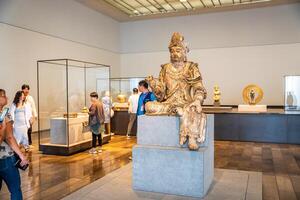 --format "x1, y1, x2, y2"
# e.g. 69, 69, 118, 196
64, 163, 263, 200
